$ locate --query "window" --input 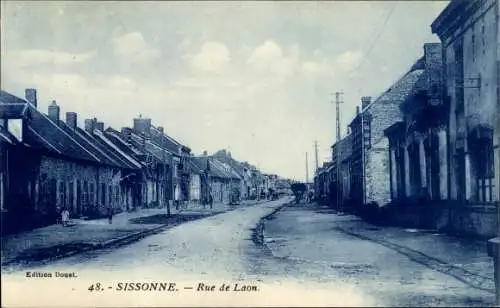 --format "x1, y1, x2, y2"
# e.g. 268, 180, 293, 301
363, 118, 371, 150
454, 39, 464, 114
101, 183, 106, 206
469, 126, 495, 203
89, 182, 95, 206
82, 181, 88, 208
108, 186, 113, 206
471, 23, 476, 62
68, 181, 74, 210
115, 186, 120, 206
